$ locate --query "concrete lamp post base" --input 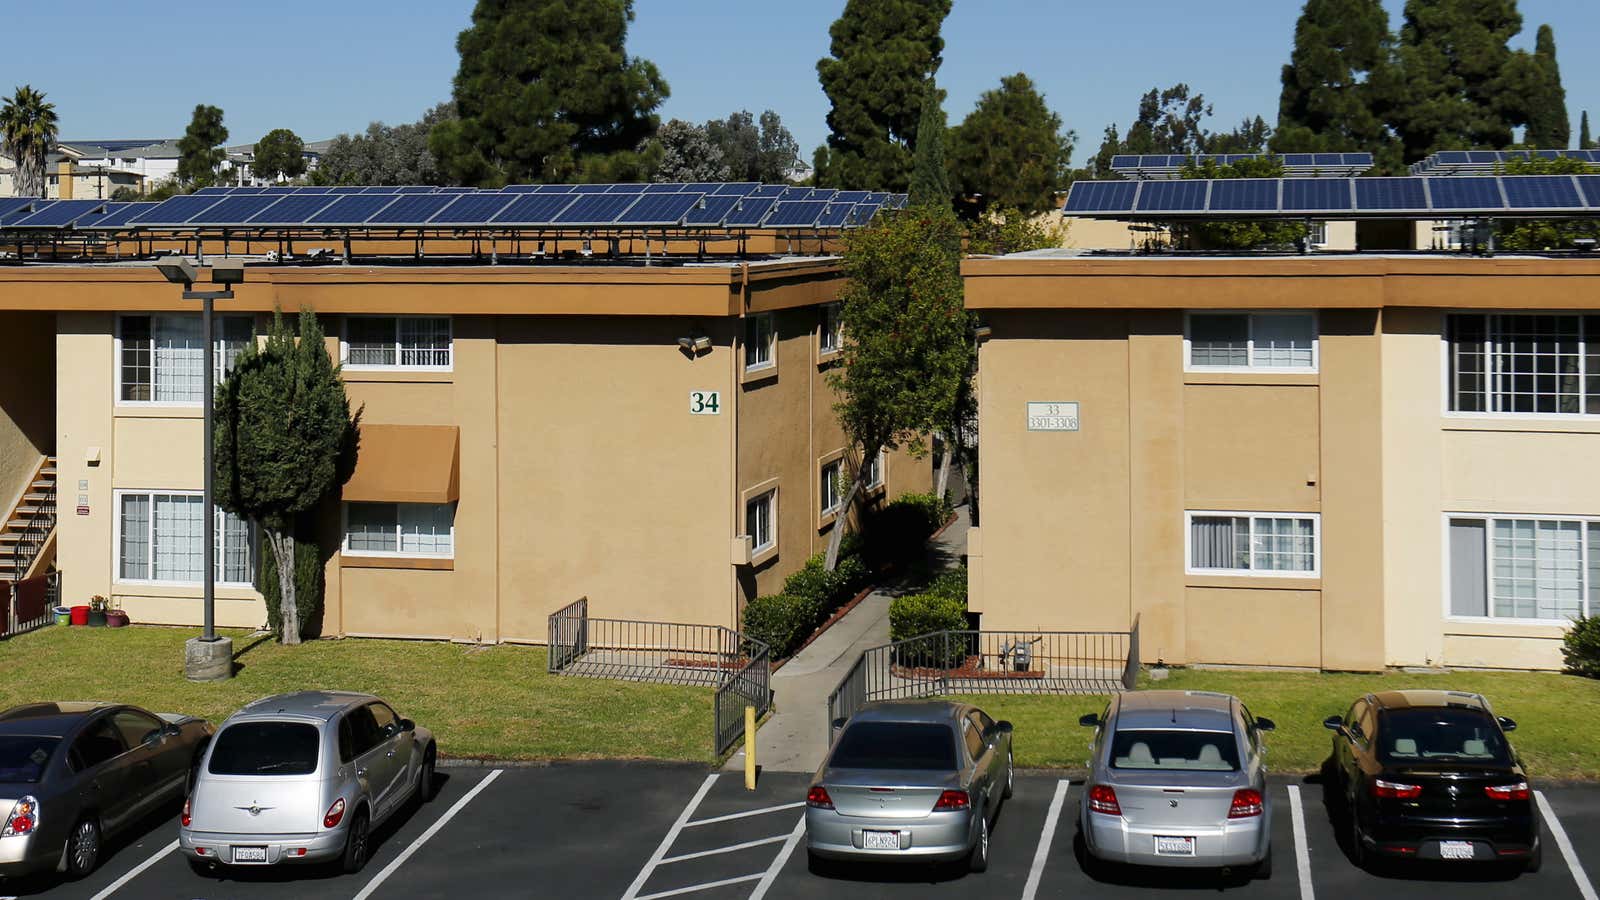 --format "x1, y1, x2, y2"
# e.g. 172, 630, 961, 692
185, 636, 235, 682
